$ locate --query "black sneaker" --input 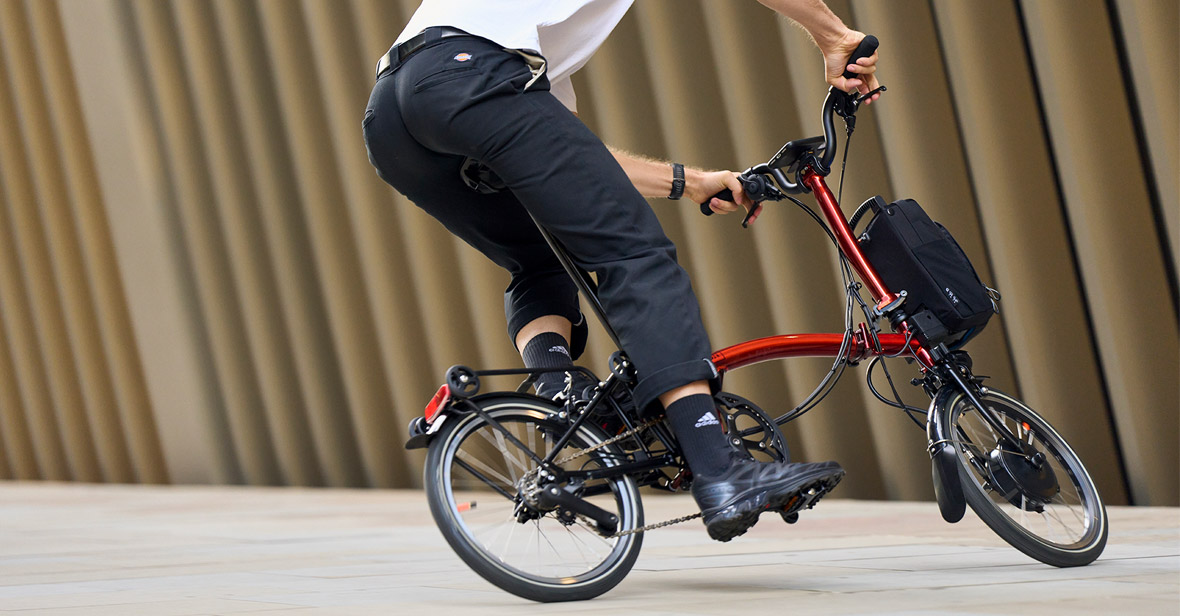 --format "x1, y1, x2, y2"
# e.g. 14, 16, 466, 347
691, 456, 844, 542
